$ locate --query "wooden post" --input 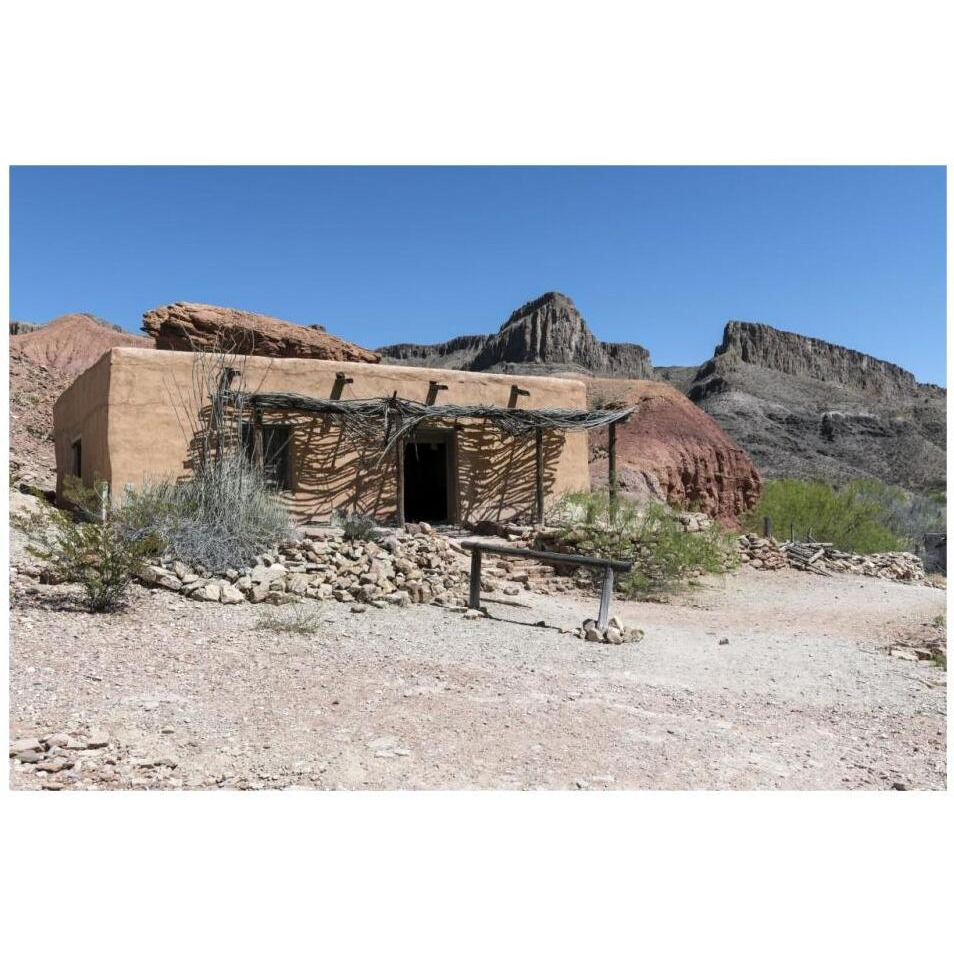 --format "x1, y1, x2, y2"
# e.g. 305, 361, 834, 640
468, 547, 483, 609
608, 421, 618, 516
534, 427, 544, 525
252, 409, 264, 472
395, 437, 406, 529
597, 566, 615, 629
790, 522, 795, 543
763, 515, 773, 538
